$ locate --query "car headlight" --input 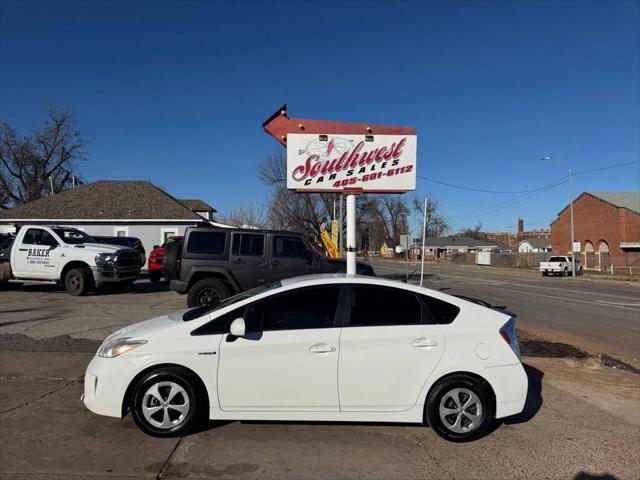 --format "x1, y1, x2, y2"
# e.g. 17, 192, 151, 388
98, 337, 147, 358
95, 253, 117, 265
